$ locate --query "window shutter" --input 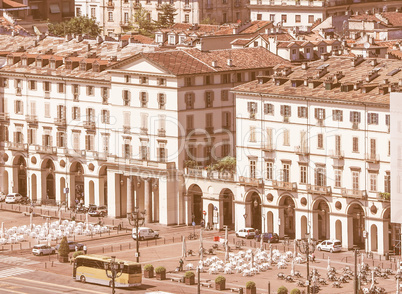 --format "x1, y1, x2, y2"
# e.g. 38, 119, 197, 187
322, 109, 326, 119
247, 102, 251, 112
85, 135, 89, 150
298, 107, 301, 118
280, 105, 284, 115
367, 113, 371, 124
147, 147, 150, 160
357, 112, 361, 123
228, 112, 231, 127
267, 128, 272, 146
14, 100, 17, 113
314, 108, 318, 119
350, 112, 353, 122
42, 135, 45, 146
